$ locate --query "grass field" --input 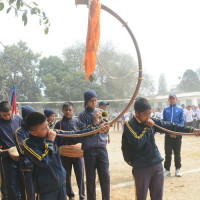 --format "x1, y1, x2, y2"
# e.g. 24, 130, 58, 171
70, 128, 200, 200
